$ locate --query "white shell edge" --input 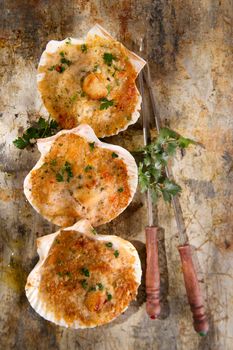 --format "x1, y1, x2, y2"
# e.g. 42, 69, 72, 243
25, 219, 142, 329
